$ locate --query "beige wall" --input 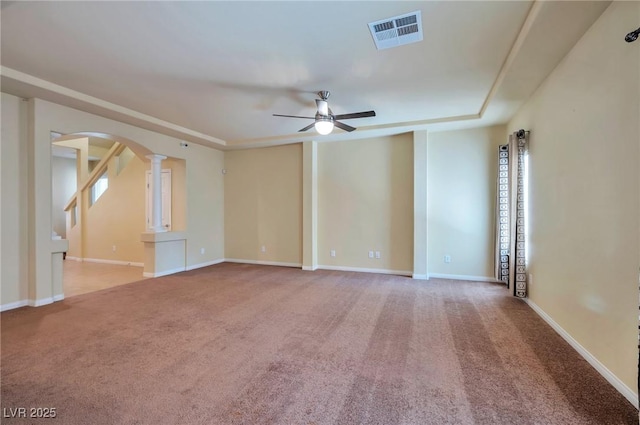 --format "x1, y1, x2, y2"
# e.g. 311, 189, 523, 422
83, 155, 146, 263
509, 1, 639, 397
66, 155, 190, 264
413, 131, 428, 279
51, 156, 76, 238
163, 158, 187, 232
427, 126, 506, 279
318, 134, 413, 272
224, 144, 302, 265
42, 99, 226, 272
1, 93, 29, 307
186, 146, 225, 264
